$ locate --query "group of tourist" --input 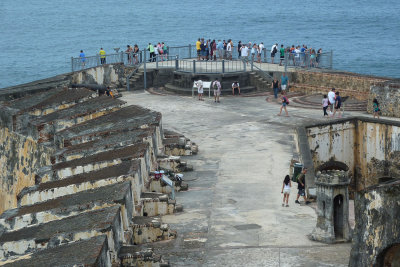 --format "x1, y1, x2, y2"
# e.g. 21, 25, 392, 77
125, 44, 140, 64
194, 38, 323, 66
146, 42, 169, 62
